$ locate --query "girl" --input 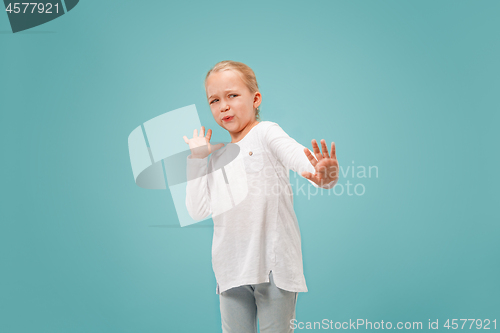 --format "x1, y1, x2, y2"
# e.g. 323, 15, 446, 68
183, 60, 339, 333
